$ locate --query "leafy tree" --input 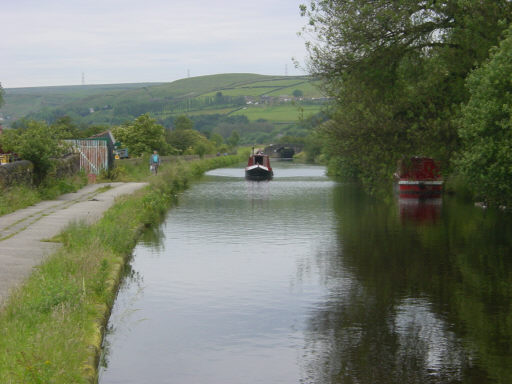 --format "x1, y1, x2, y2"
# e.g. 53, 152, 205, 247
50, 116, 80, 138
112, 114, 167, 157
301, 0, 512, 192
210, 133, 224, 147
457, 26, 512, 206
174, 115, 194, 131
292, 89, 303, 98
167, 129, 213, 155
227, 131, 240, 148
0, 120, 69, 183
